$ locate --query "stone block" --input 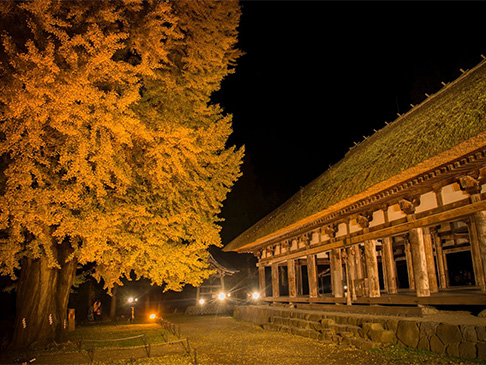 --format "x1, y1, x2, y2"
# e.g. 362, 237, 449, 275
369, 329, 396, 343
459, 342, 477, 359
446, 343, 459, 358
396, 321, 419, 348
436, 323, 462, 345
477, 326, 486, 342
358, 328, 369, 339
320, 319, 336, 327
363, 322, 384, 331
310, 321, 323, 332
477, 341, 486, 359
430, 335, 446, 355
419, 321, 438, 338
461, 325, 478, 343
386, 318, 399, 332
417, 336, 430, 351
348, 337, 380, 351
